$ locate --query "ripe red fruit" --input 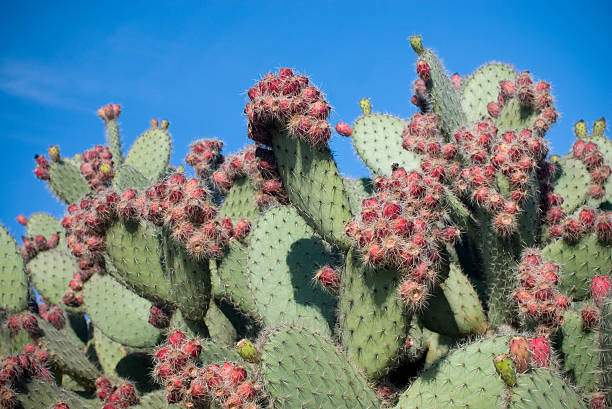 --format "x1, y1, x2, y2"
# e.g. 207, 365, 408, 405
148, 305, 171, 329
528, 337, 550, 367
546, 206, 566, 224
182, 339, 202, 359
581, 305, 600, 330
416, 60, 431, 82
451, 73, 461, 89
381, 202, 401, 219
399, 280, 425, 307
487, 102, 500, 118
591, 276, 611, 308
54, 402, 70, 409
365, 244, 384, 265
16, 215, 27, 226
167, 329, 187, 347
500, 81, 515, 98
314, 266, 341, 291
335, 121, 353, 137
